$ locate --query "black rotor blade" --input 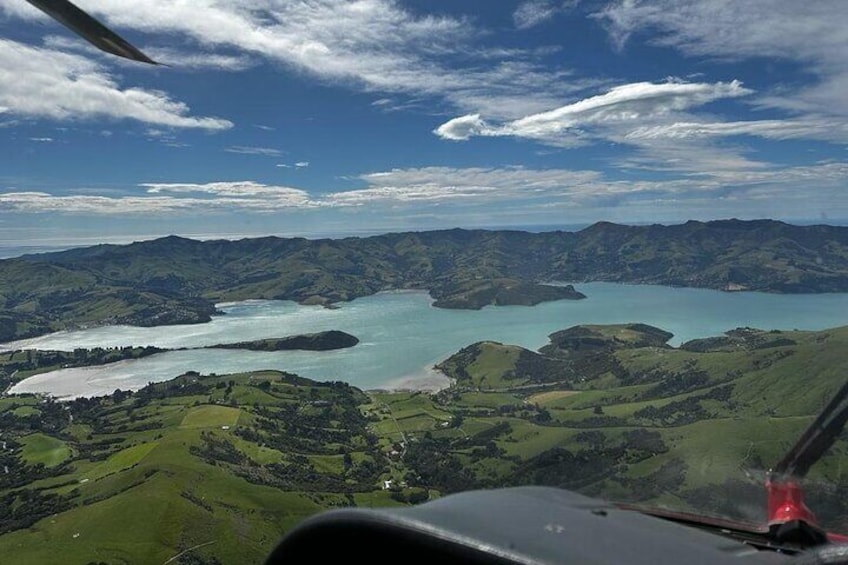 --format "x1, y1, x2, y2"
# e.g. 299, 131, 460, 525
26, 0, 158, 64
774, 380, 848, 479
